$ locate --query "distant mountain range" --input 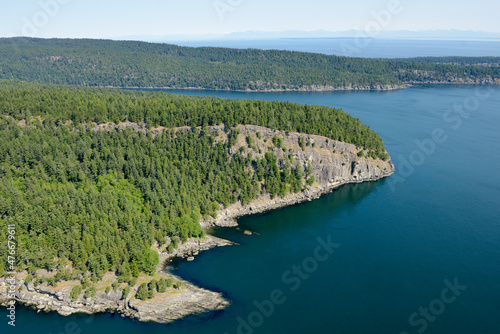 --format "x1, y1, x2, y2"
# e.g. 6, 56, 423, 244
113, 30, 500, 42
